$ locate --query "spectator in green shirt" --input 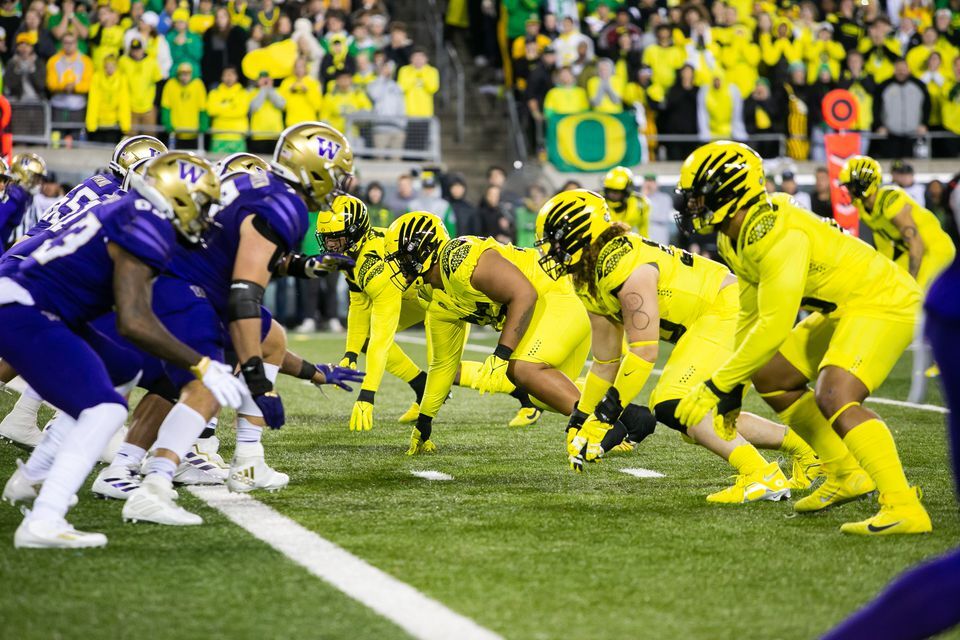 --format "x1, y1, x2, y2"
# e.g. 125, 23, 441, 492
166, 7, 202, 78
49, 0, 90, 53
365, 182, 393, 229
